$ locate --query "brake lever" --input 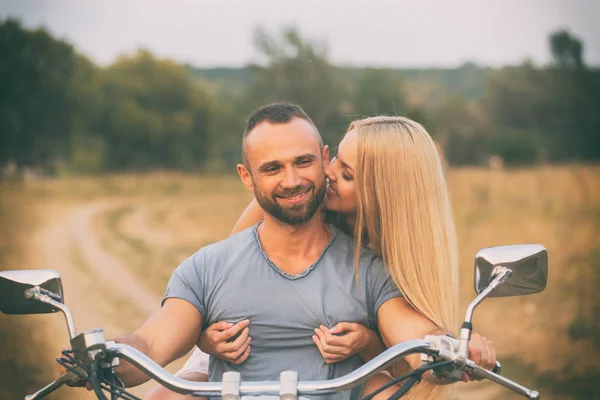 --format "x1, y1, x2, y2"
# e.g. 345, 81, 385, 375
466, 362, 539, 399
25, 370, 82, 400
